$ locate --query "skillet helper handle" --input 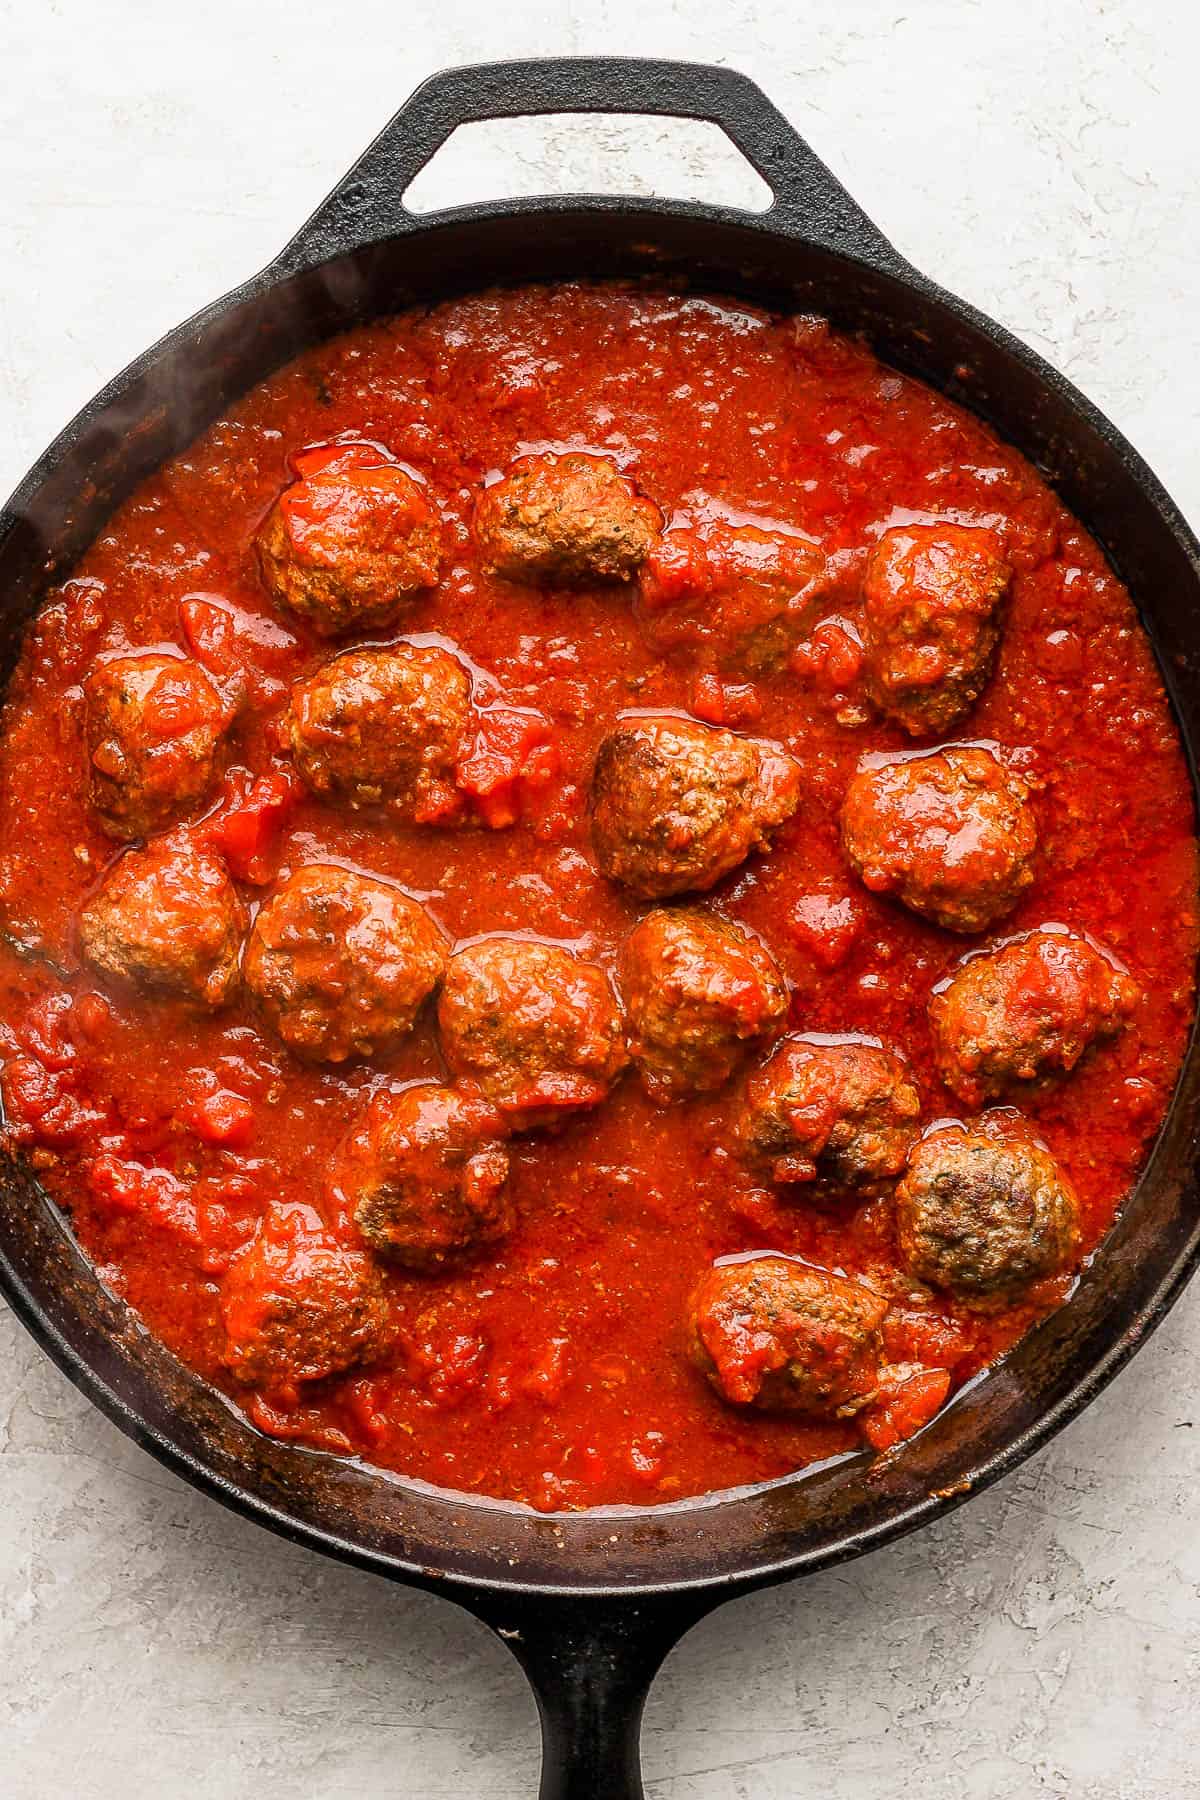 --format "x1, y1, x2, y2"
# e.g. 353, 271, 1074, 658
274, 55, 902, 273
470, 1592, 709, 1800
